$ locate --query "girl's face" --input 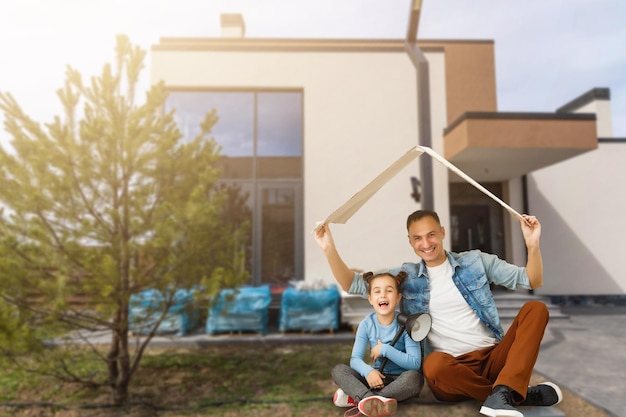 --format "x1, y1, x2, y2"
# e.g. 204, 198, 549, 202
367, 275, 401, 318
